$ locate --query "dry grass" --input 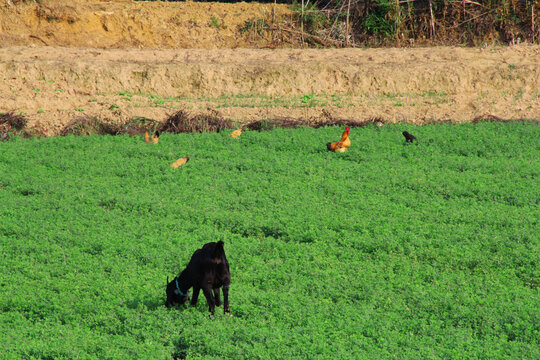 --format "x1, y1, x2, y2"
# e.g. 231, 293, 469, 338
120, 117, 159, 136
245, 113, 386, 131
0, 112, 28, 130
471, 114, 506, 123
5, 109, 535, 139
60, 116, 120, 136
160, 110, 234, 134
0, 112, 30, 140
